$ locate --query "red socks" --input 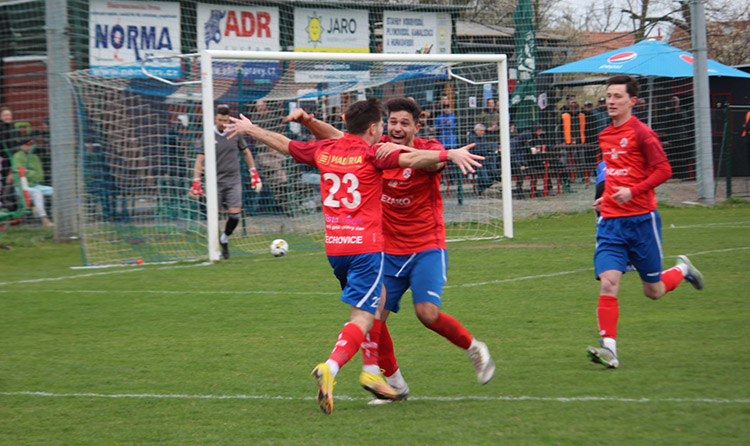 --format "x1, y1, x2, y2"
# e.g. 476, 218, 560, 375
426, 313, 472, 350
661, 265, 684, 293
378, 322, 399, 377
329, 322, 365, 368
361, 319, 381, 369
597, 295, 619, 339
